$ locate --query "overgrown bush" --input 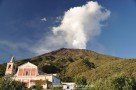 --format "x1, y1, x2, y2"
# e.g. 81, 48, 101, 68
74, 75, 87, 89
0, 78, 27, 90
51, 86, 62, 90
41, 65, 60, 74
91, 74, 136, 90
82, 58, 95, 69
30, 81, 43, 90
